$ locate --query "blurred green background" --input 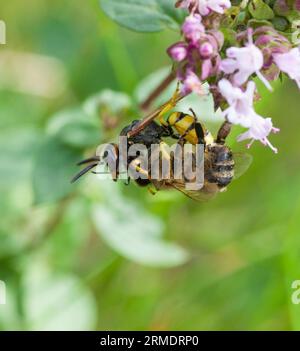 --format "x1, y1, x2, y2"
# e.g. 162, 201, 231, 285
1, 0, 300, 331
